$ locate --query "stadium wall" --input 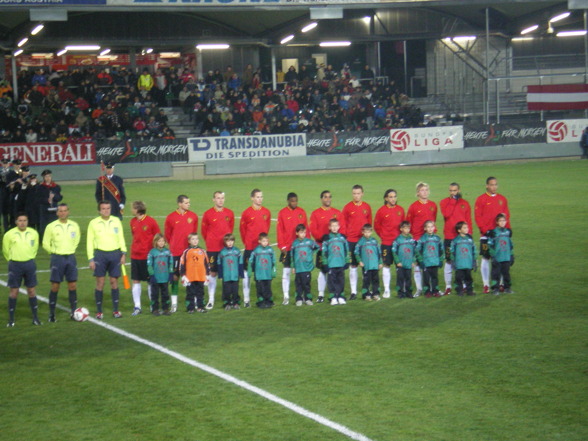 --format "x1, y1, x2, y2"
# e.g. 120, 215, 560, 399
0, 122, 583, 181
202, 142, 580, 175
35, 141, 578, 182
